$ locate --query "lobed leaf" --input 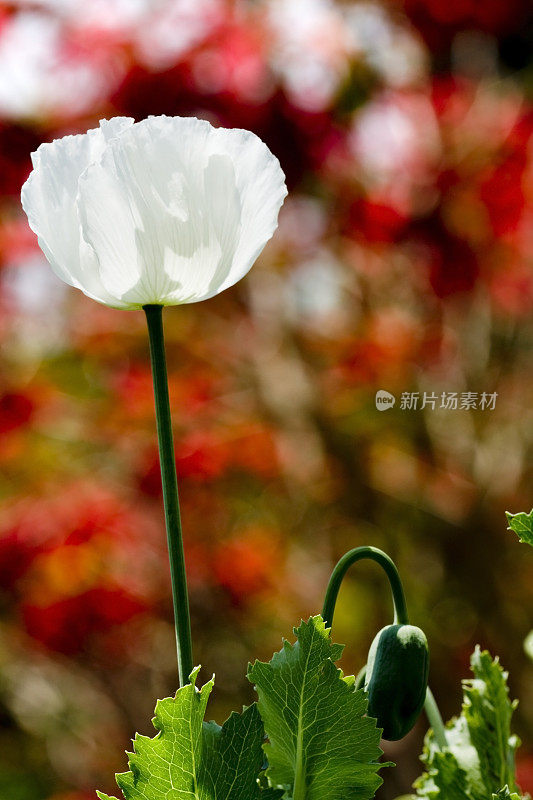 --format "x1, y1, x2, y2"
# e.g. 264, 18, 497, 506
415, 648, 522, 800
247, 615, 391, 800
96, 666, 278, 800
463, 649, 518, 793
